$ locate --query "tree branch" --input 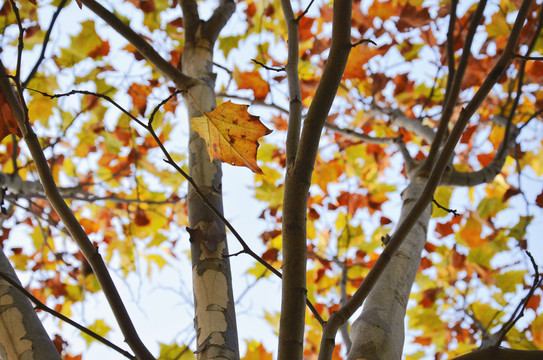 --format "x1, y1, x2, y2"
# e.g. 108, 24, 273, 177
180, 0, 200, 43
442, 4, 543, 187
22, 0, 68, 87
369, 106, 435, 144
423, 0, 488, 171
203, 0, 236, 44
495, 251, 541, 346
280, 0, 353, 358
324, 121, 398, 147
280, 0, 303, 167
444, 0, 458, 97
79, 0, 199, 90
